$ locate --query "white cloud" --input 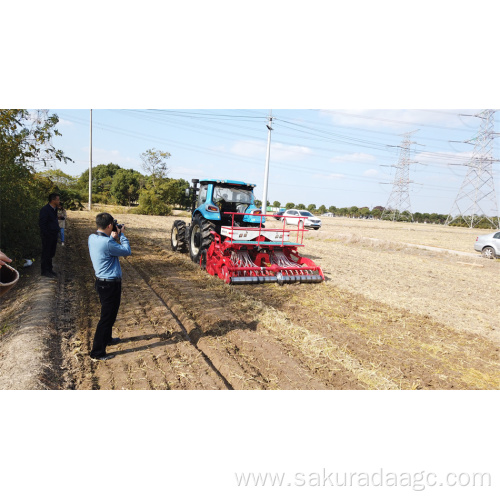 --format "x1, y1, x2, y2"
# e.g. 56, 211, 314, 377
210, 145, 226, 153
81, 147, 138, 169
313, 173, 346, 181
363, 169, 379, 177
330, 152, 376, 164
414, 150, 472, 166
57, 118, 73, 127
321, 109, 481, 131
231, 140, 311, 162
